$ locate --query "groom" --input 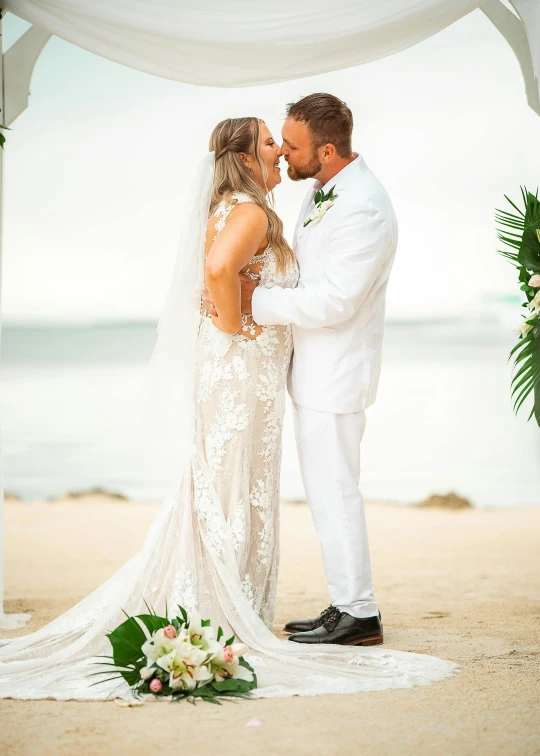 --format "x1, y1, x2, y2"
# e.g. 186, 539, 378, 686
244, 93, 398, 646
